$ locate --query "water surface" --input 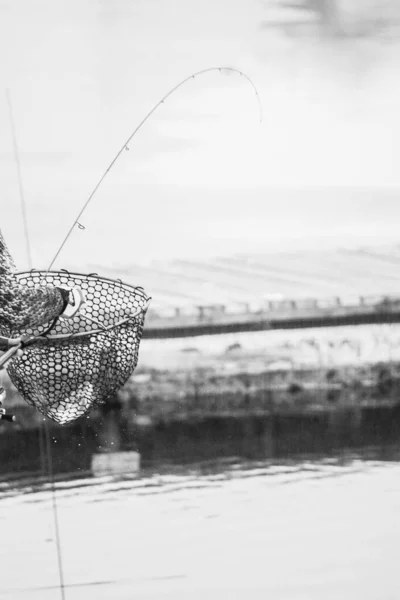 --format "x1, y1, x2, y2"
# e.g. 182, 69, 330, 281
1, 450, 399, 599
